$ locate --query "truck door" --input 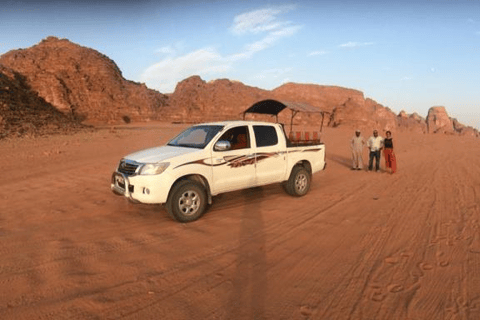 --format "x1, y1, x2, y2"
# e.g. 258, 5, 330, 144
253, 125, 287, 185
211, 125, 256, 194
